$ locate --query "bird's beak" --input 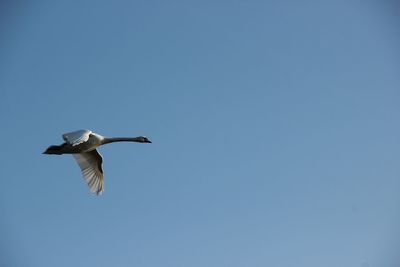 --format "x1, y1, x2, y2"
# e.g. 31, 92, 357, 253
145, 140, 152, 143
